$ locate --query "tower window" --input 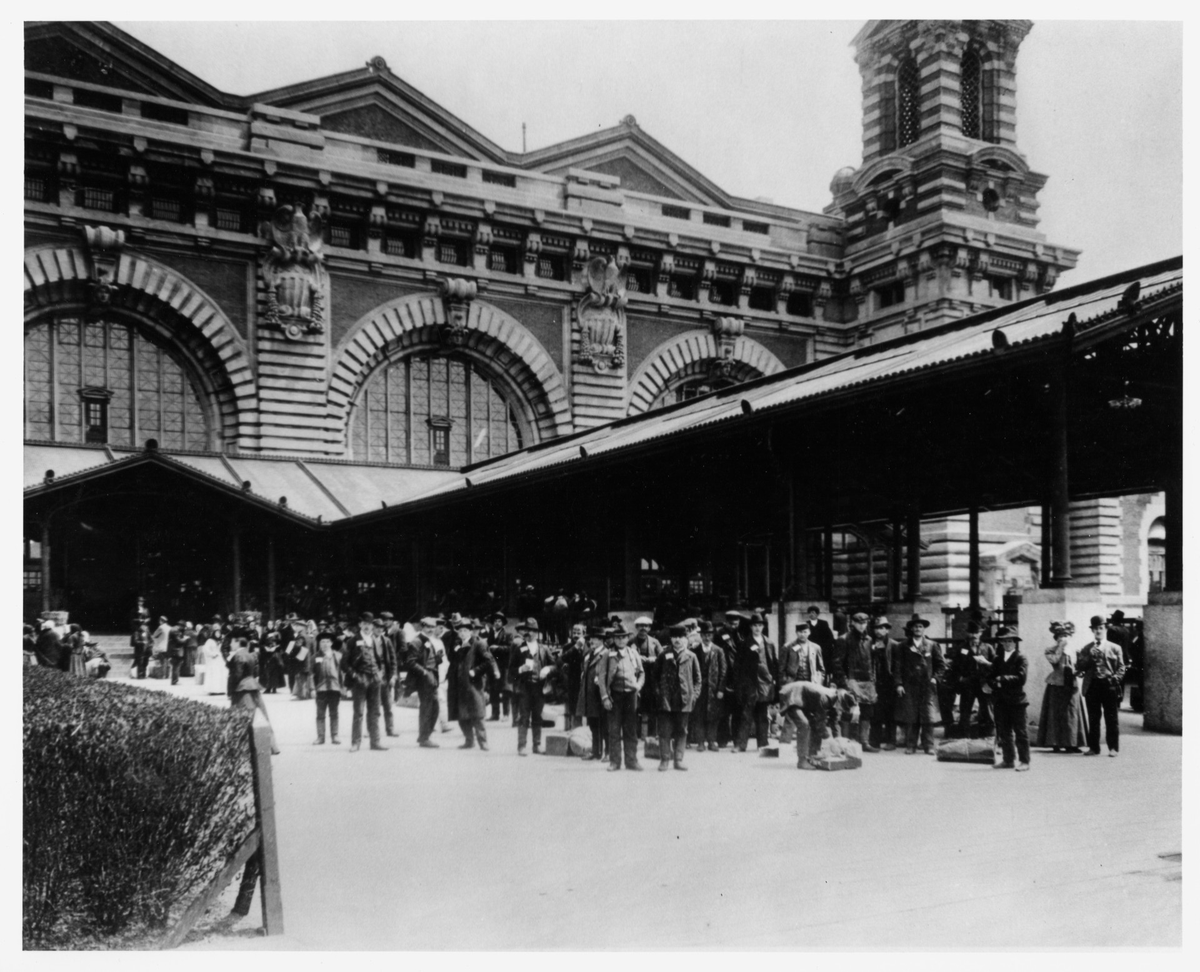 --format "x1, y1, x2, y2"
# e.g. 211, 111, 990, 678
897, 58, 921, 147
961, 48, 982, 139
429, 421, 451, 467
875, 280, 906, 310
